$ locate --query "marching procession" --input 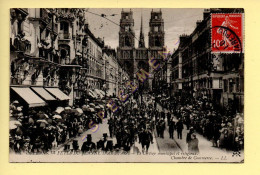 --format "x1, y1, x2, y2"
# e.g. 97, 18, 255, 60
9, 90, 244, 155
